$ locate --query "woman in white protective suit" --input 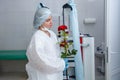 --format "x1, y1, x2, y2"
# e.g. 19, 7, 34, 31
26, 3, 65, 80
